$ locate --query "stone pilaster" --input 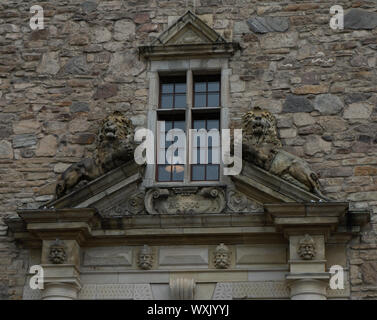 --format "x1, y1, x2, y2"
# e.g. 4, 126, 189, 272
40, 240, 81, 300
